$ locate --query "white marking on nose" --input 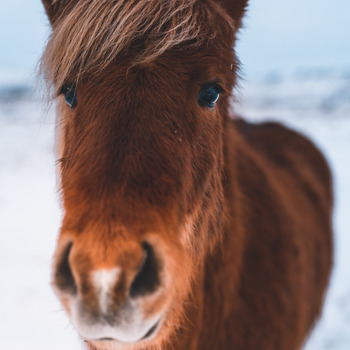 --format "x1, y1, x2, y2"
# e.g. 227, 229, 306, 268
92, 268, 121, 314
